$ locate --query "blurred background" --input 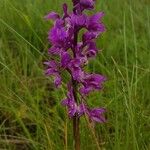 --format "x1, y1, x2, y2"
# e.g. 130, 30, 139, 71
0, 0, 149, 149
